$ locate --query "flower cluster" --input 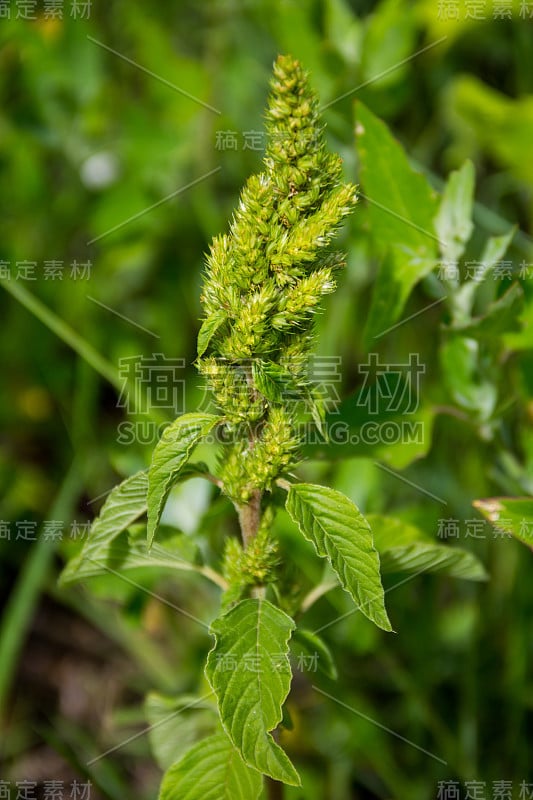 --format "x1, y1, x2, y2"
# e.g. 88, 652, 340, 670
197, 54, 357, 506
223, 509, 280, 601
